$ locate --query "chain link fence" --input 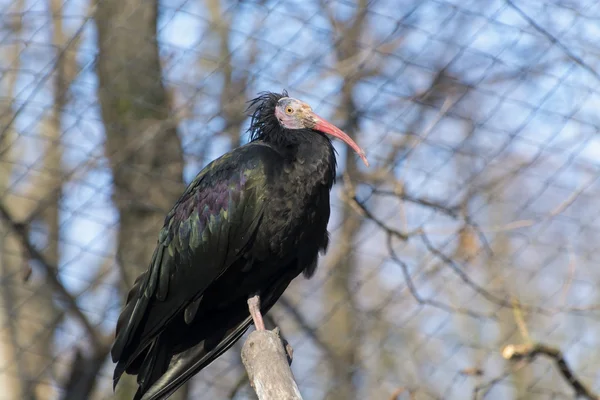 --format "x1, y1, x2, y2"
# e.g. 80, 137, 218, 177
1, 0, 599, 399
